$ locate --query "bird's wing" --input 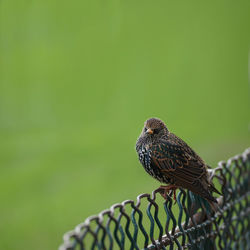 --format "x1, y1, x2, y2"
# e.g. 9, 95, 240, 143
150, 139, 206, 186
